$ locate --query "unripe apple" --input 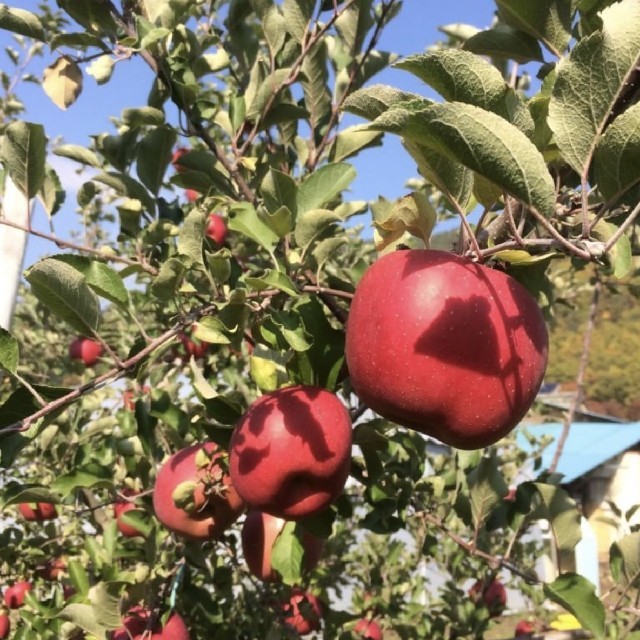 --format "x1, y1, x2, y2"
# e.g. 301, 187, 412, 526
229, 385, 352, 519
205, 213, 228, 246
353, 618, 383, 640
241, 511, 324, 582
0, 613, 9, 639
171, 147, 189, 173
69, 337, 103, 367
114, 491, 144, 538
4, 581, 31, 609
468, 578, 507, 617
346, 250, 548, 449
112, 609, 190, 640
282, 589, 323, 635
152, 442, 244, 540
18, 502, 57, 521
